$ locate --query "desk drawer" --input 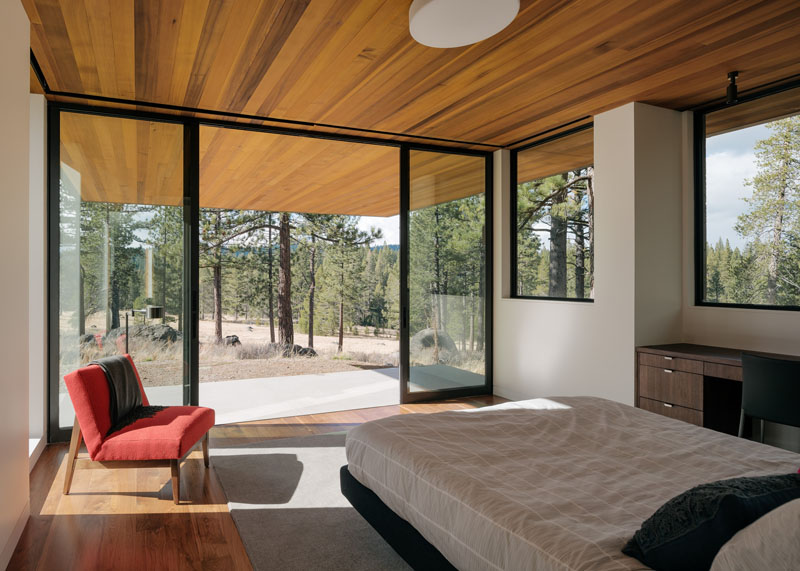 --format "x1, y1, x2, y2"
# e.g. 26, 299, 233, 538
638, 352, 703, 374
639, 397, 703, 426
638, 365, 703, 409
704, 362, 742, 381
